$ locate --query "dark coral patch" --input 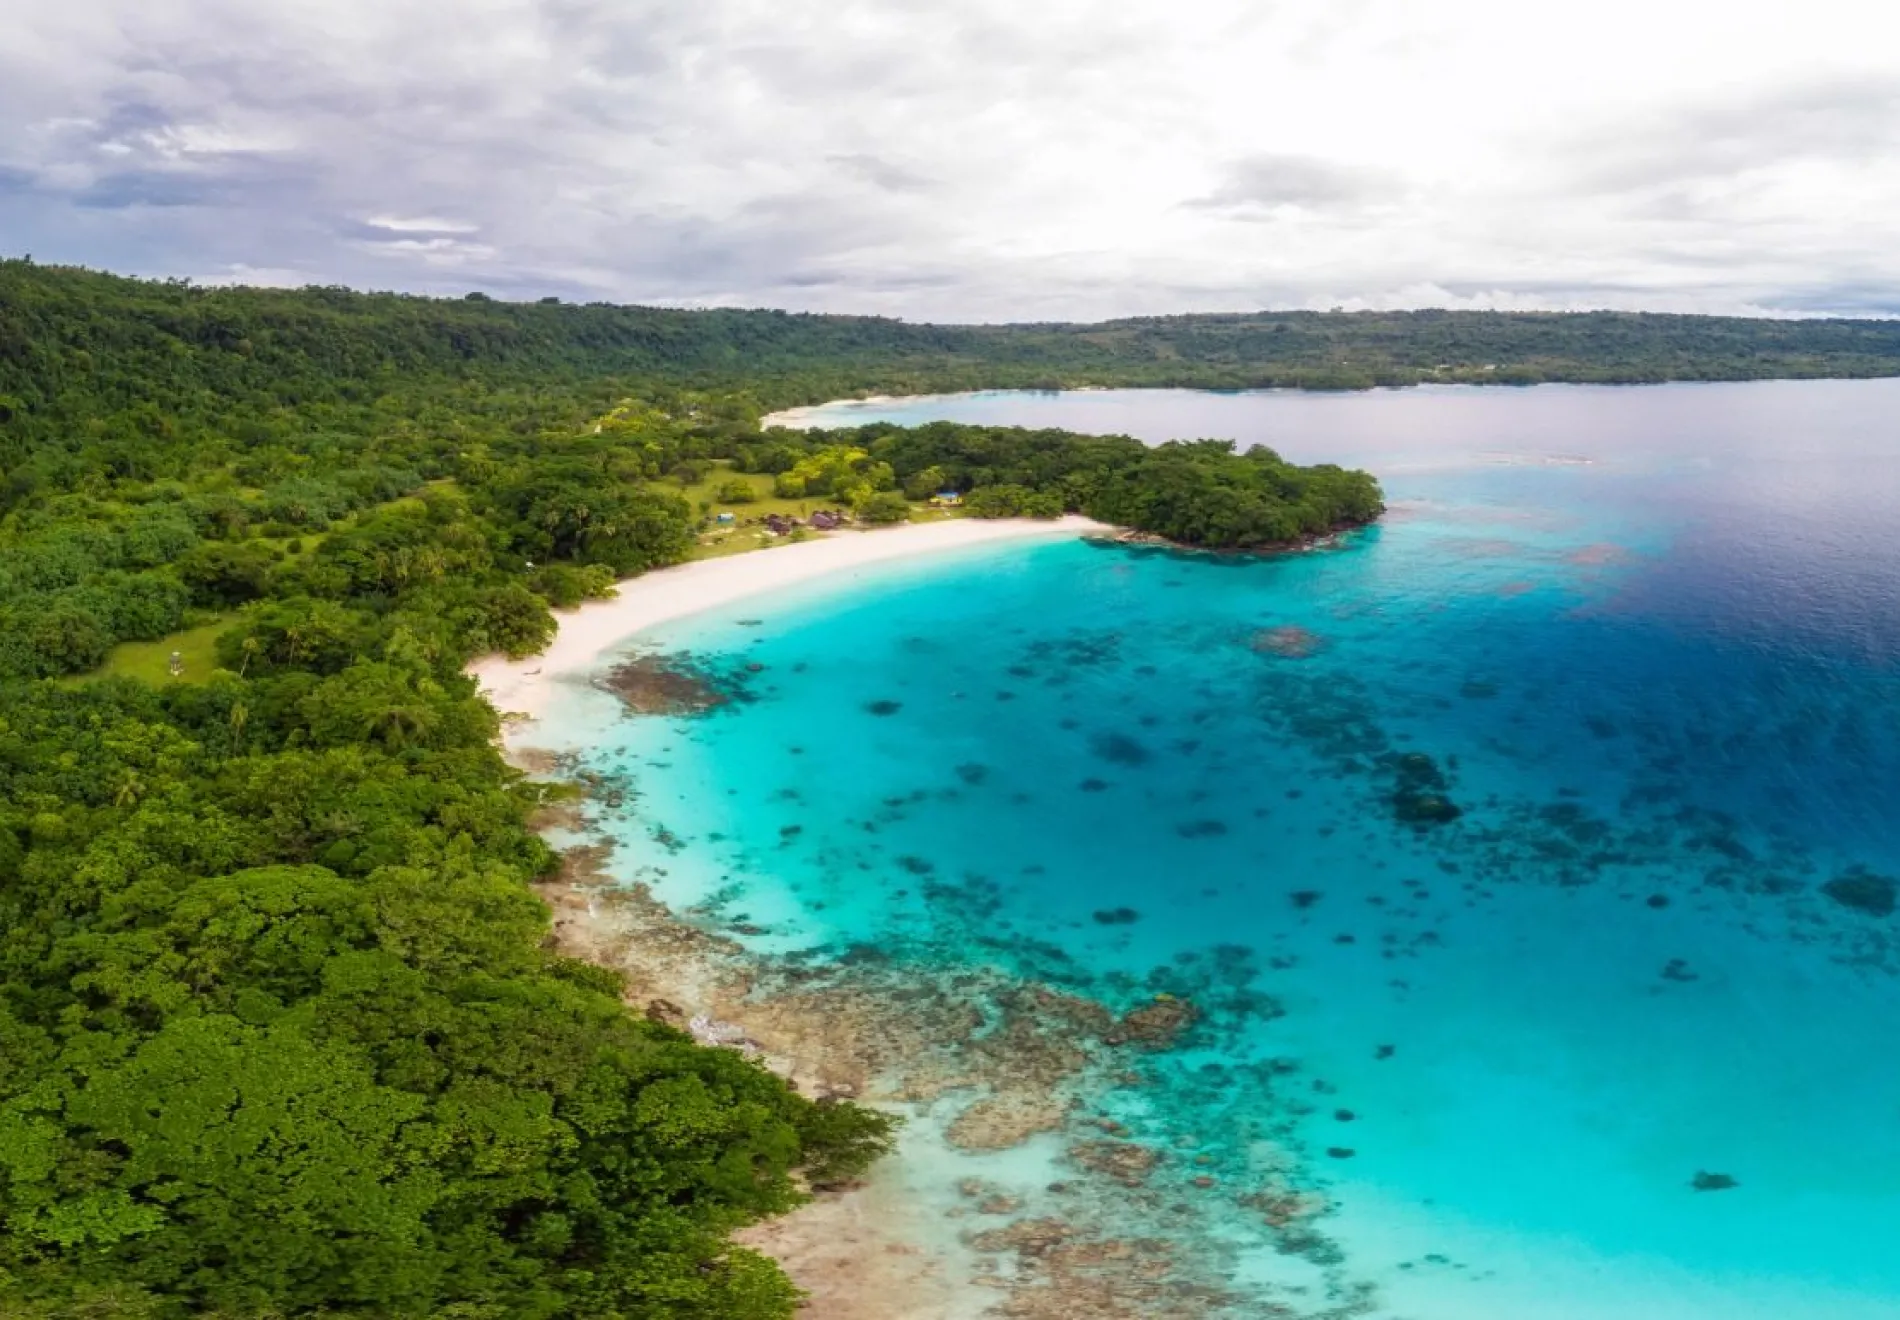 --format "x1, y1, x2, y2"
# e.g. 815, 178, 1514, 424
1821, 868, 1896, 917
865, 699, 904, 716
1091, 732, 1153, 766
1386, 751, 1463, 827
598, 652, 745, 716
1175, 819, 1229, 839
